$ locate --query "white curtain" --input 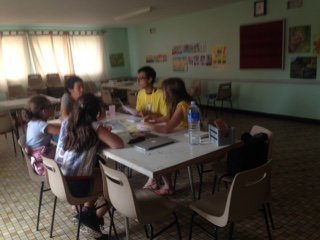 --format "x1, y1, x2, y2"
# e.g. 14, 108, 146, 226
0, 31, 107, 96
28, 34, 74, 76
0, 33, 32, 92
69, 34, 107, 81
